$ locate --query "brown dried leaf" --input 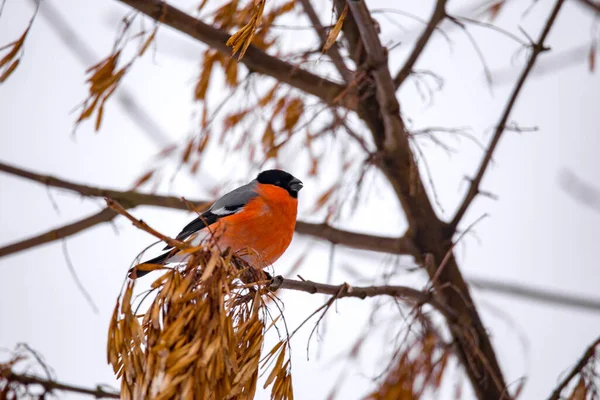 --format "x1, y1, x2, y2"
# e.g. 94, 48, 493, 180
0, 31, 27, 70
133, 170, 154, 188
226, 0, 266, 60
95, 99, 106, 131
223, 109, 249, 130
139, 29, 157, 57
194, 51, 217, 101
264, 345, 286, 388
0, 59, 20, 83
259, 83, 279, 107
569, 376, 587, 400
262, 123, 275, 149
312, 184, 338, 212
134, 263, 166, 273
283, 98, 304, 132
197, 133, 210, 154
224, 57, 238, 87
323, 3, 347, 53
182, 140, 194, 163
487, 1, 505, 22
